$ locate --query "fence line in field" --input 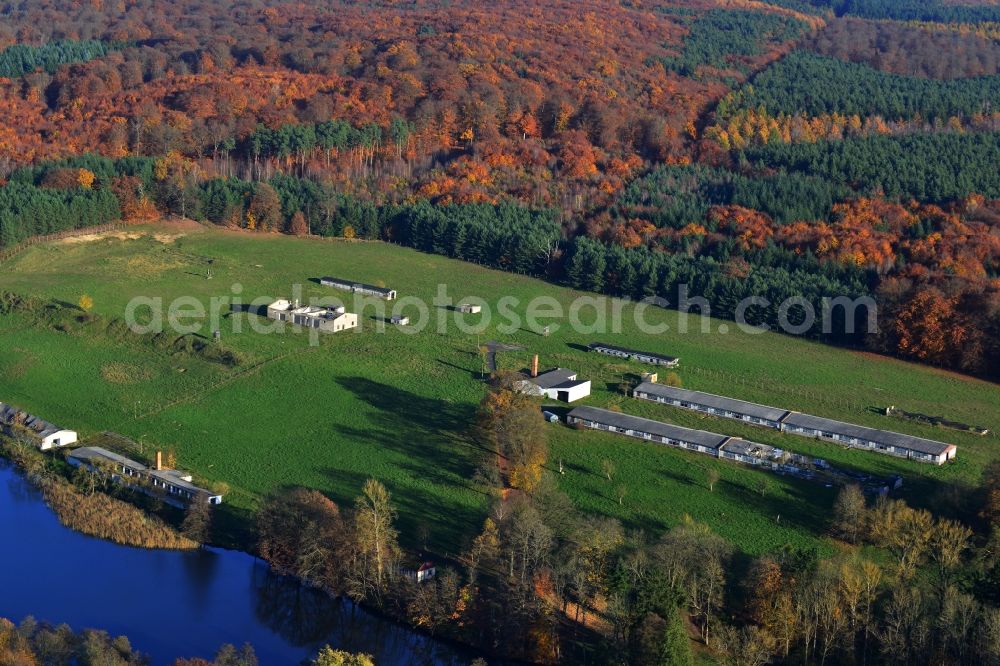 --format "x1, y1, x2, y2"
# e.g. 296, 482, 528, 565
0, 222, 126, 263
131, 345, 321, 422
